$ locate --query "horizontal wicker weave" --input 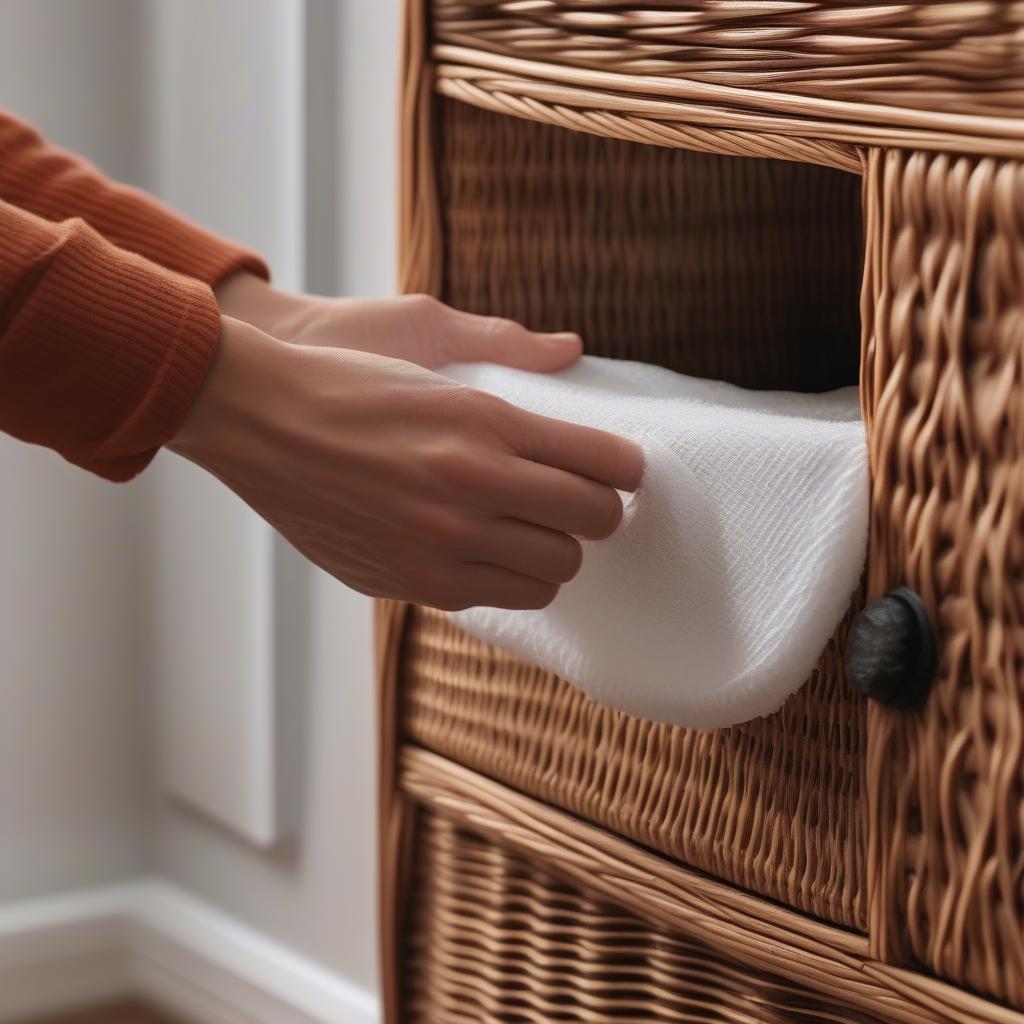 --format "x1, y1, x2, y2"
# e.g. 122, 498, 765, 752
406, 810, 880, 1024
434, 2, 1024, 118
432, 3, 1024, 160
401, 747, 1022, 1024
402, 604, 867, 930
382, 0, 1024, 1020
437, 98, 863, 392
